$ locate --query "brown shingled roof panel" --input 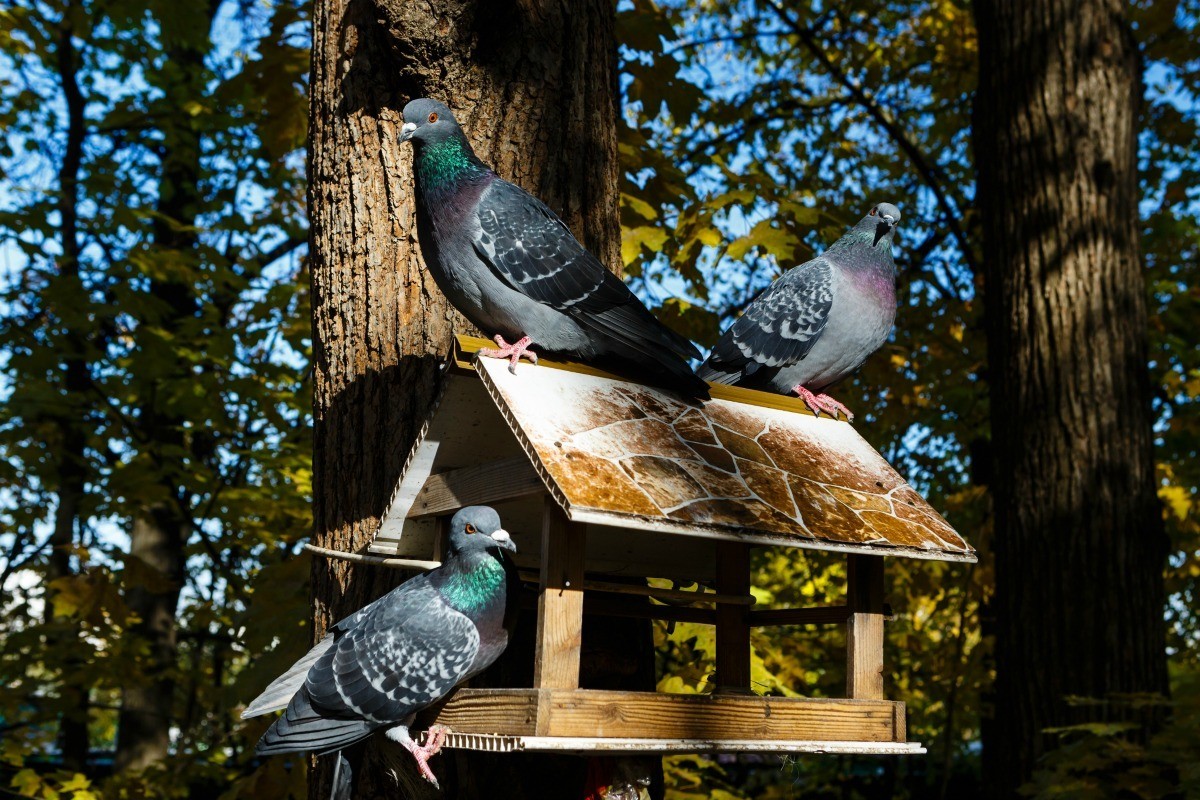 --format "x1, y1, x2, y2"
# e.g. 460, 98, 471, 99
472, 355, 975, 563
